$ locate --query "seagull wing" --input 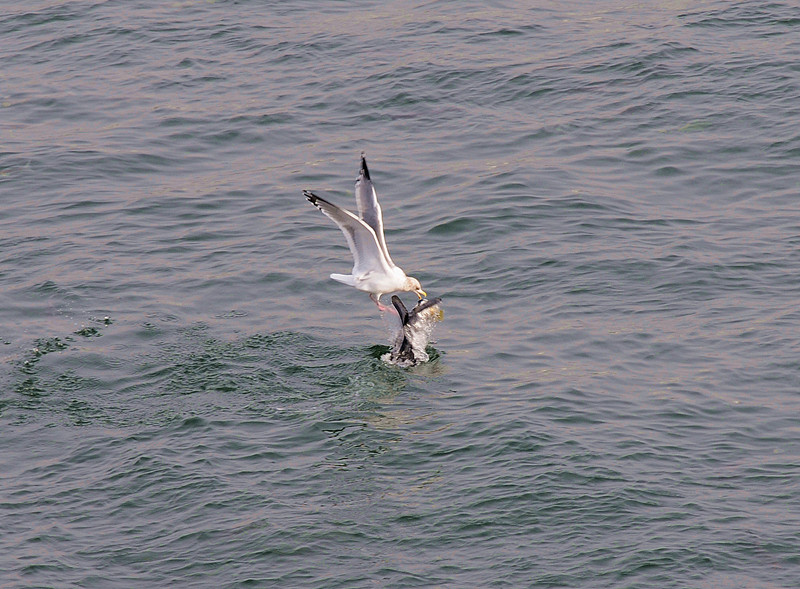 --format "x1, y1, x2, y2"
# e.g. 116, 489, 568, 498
355, 154, 395, 267
304, 190, 393, 277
